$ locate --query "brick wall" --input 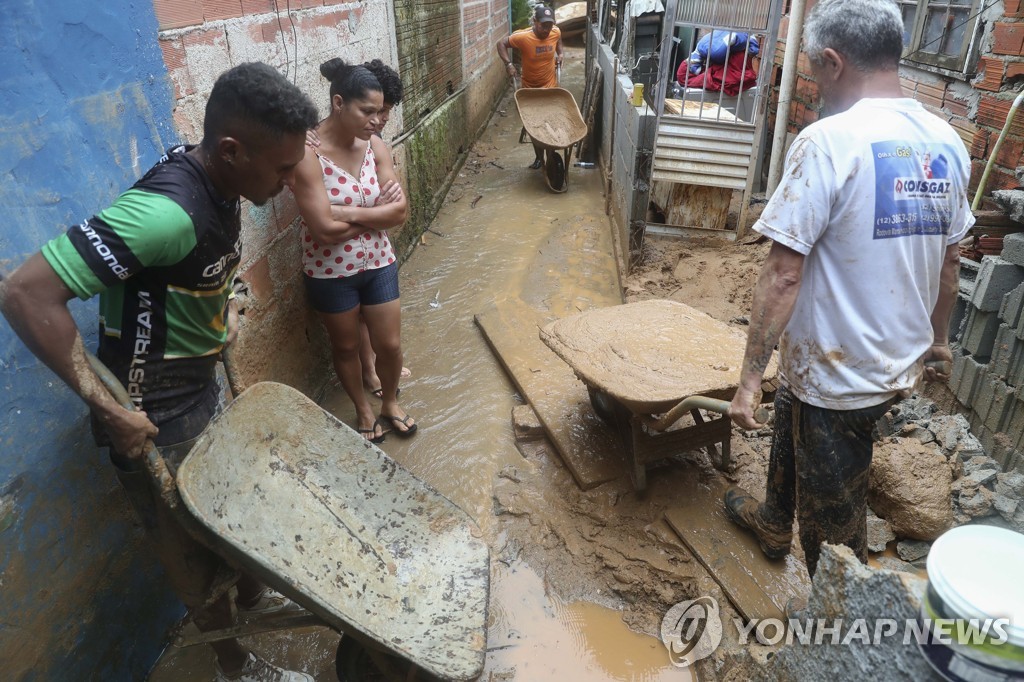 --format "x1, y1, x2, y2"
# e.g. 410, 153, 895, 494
770, 2, 1024, 199
149, 0, 509, 395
